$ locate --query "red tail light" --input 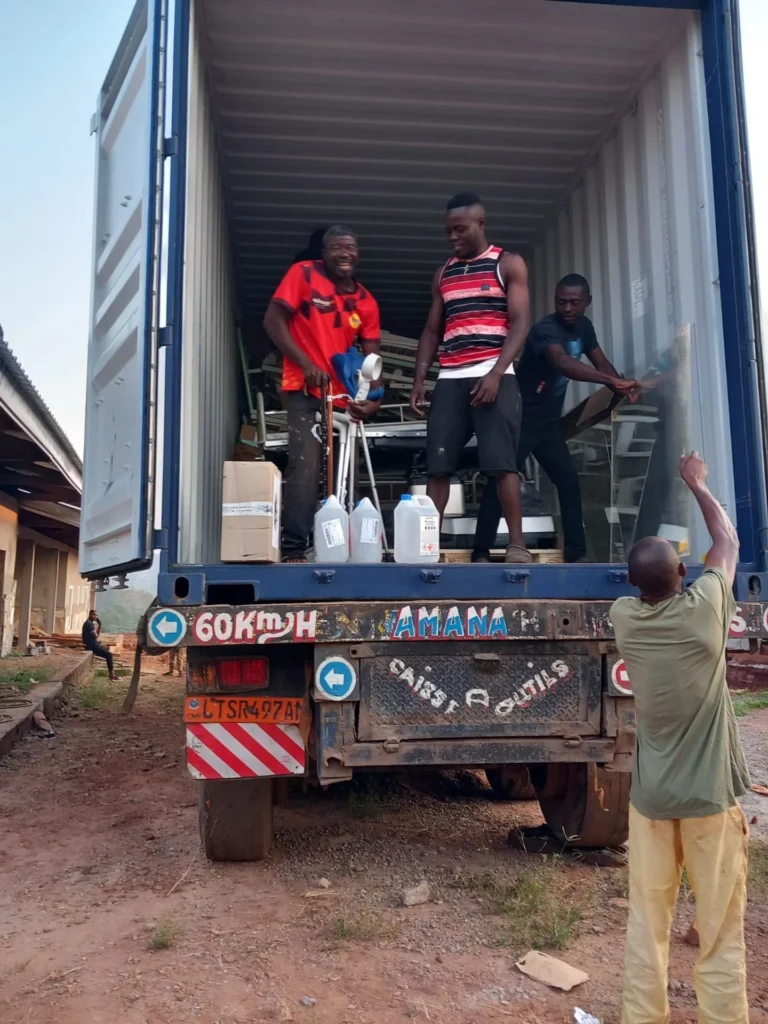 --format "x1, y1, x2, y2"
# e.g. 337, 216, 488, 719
216, 657, 269, 690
